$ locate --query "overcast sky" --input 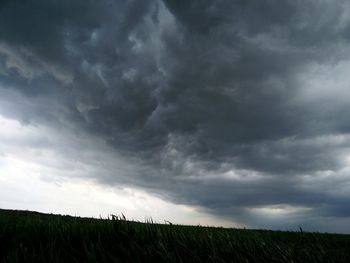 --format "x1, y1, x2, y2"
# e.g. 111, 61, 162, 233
1, 0, 350, 233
